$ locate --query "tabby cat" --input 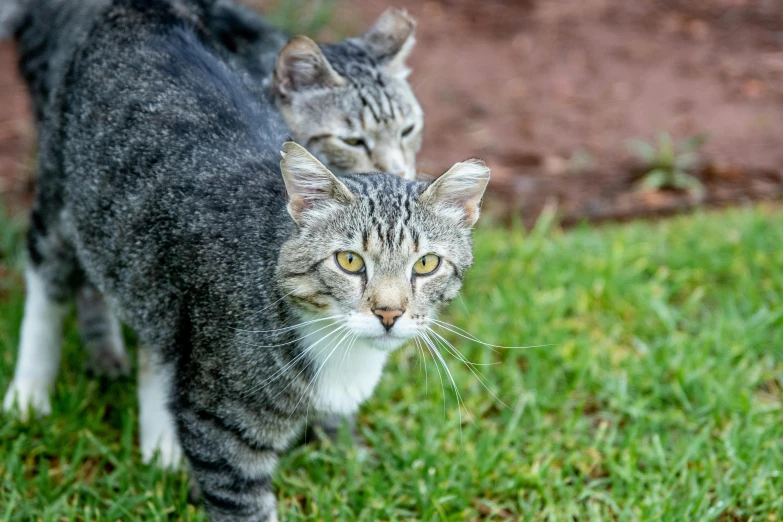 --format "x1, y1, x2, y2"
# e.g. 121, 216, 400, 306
2, 0, 488, 520
208, 0, 424, 179
1, 0, 424, 414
